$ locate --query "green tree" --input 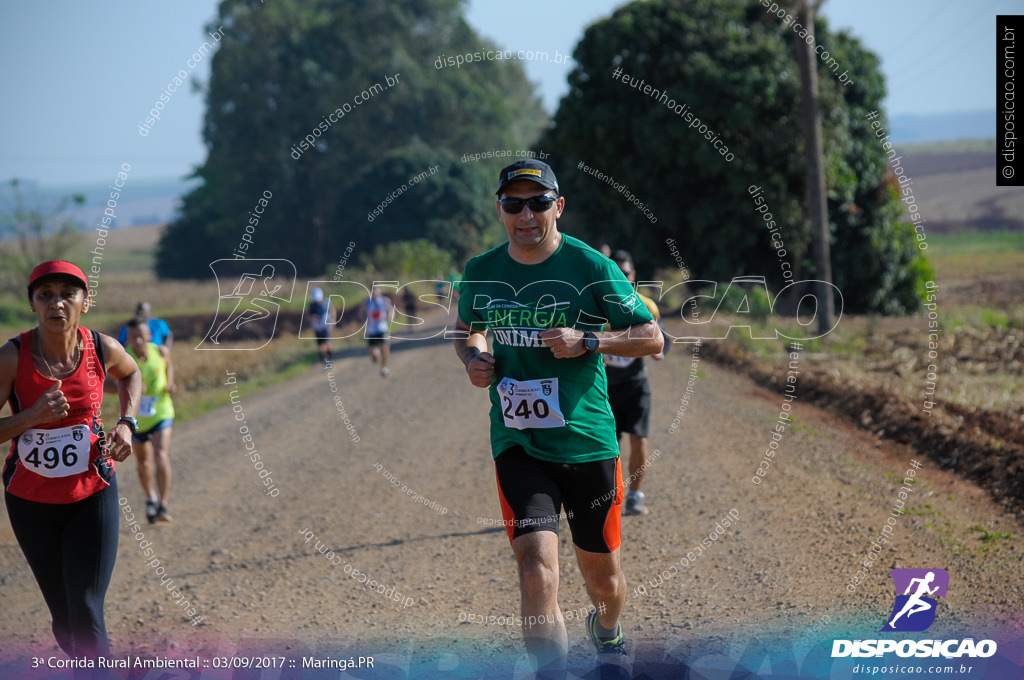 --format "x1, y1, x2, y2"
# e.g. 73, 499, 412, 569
158, 0, 544, 279
540, 0, 930, 313
357, 238, 454, 282
0, 179, 84, 297
343, 142, 500, 265
821, 31, 935, 313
